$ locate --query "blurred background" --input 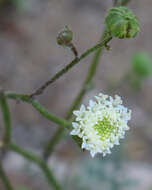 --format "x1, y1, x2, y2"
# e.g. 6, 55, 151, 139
0, 0, 152, 189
